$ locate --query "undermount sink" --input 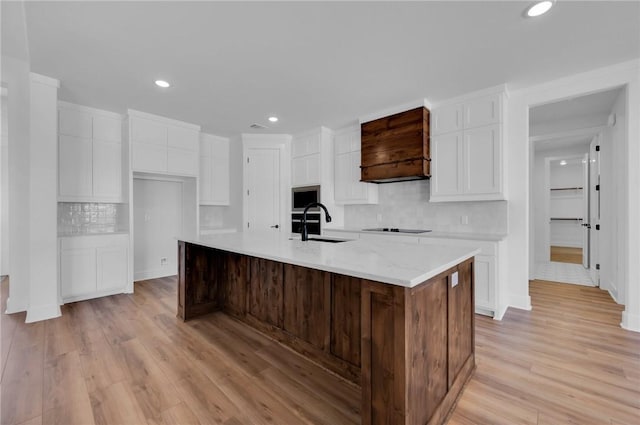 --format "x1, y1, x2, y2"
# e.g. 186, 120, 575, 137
307, 237, 350, 243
